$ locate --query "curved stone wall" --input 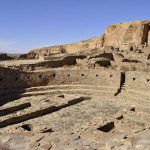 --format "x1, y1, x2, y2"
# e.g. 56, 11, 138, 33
0, 67, 120, 91
0, 67, 27, 90
125, 71, 150, 91
1, 66, 150, 97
